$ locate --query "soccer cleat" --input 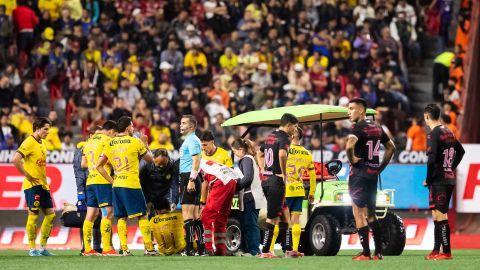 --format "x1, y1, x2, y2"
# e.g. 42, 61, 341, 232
144, 250, 158, 256
119, 250, 133, 256
82, 249, 101, 257
181, 250, 196, 256
285, 250, 304, 258
196, 249, 209, 256
38, 249, 55, 256
433, 253, 453, 260
102, 250, 121, 257
28, 249, 42, 257
424, 251, 440, 260
259, 252, 281, 258
372, 254, 383, 260
352, 253, 372, 260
